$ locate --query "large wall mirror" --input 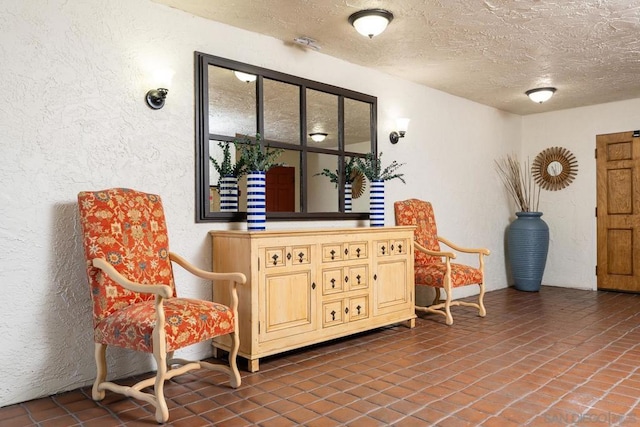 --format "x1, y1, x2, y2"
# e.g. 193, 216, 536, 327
195, 52, 377, 222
